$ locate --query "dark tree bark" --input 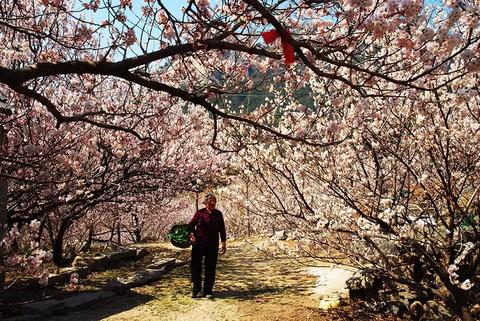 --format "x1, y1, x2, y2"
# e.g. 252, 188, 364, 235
116, 223, 121, 245
52, 219, 72, 266
80, 226, 94, 252
0, 121, 9, 289
131, 213, 142, 243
